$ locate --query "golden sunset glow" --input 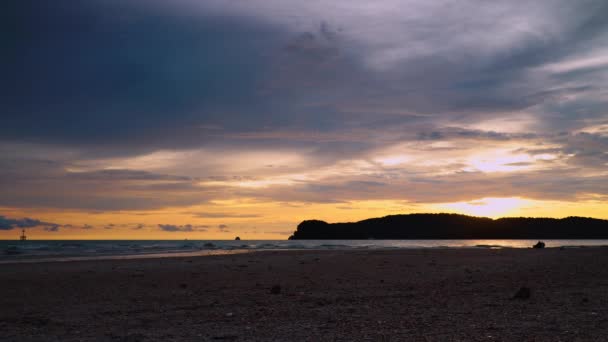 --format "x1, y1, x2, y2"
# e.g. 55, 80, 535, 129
2, 195, 607, 239
437, 197, 531, 218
